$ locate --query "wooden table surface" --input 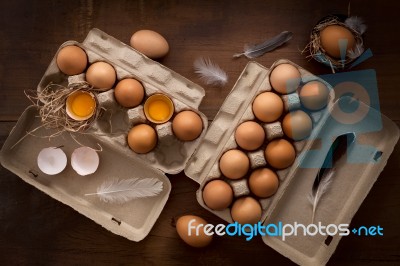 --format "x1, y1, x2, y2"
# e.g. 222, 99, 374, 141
1, 0, 399, 265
